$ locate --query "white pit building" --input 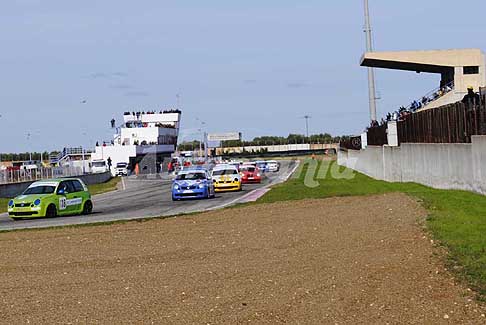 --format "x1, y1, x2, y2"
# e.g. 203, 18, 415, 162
91, 110, 181, 173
